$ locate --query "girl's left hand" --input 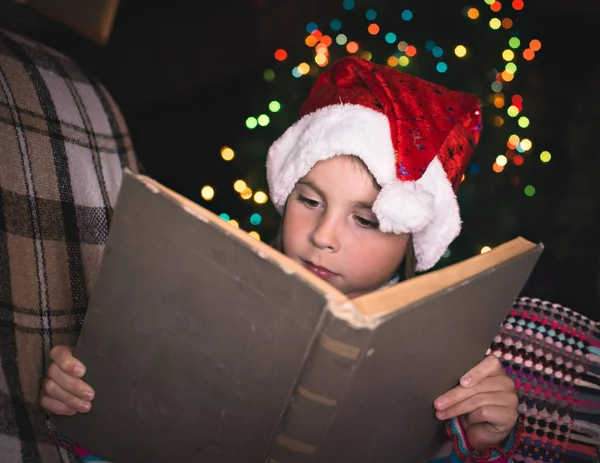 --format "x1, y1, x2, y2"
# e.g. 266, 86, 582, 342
433, 355, 519, 452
